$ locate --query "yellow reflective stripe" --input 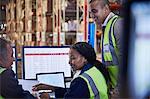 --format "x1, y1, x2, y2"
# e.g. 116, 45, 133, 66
104, 52, 112, 61
0, 95, 4, 99
111, 19, 117, 47
79, 76, 95, 99
82, 73, 100, 98
85, 67, 108, 99
103, 15, 118, 62
107, 66, 119, 88
79, 67, 108, 99
103, 15, 118, 45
